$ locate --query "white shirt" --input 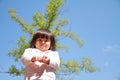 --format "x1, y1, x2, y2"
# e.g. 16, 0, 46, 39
21, 48, 60, 80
